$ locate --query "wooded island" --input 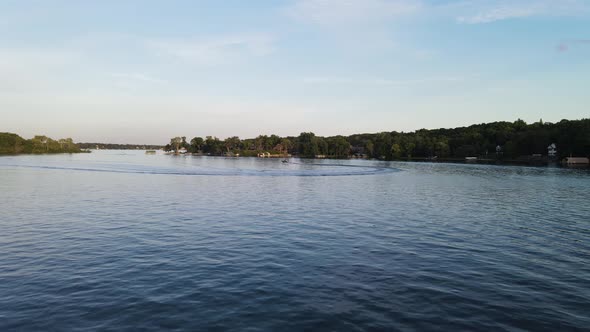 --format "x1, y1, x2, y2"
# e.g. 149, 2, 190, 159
0, 133, 82, 154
